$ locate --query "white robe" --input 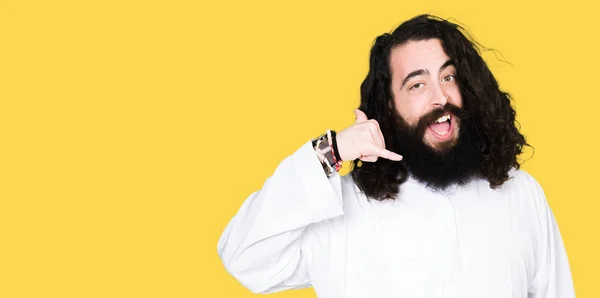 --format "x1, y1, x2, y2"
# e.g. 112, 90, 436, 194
217, 140, 576, 297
